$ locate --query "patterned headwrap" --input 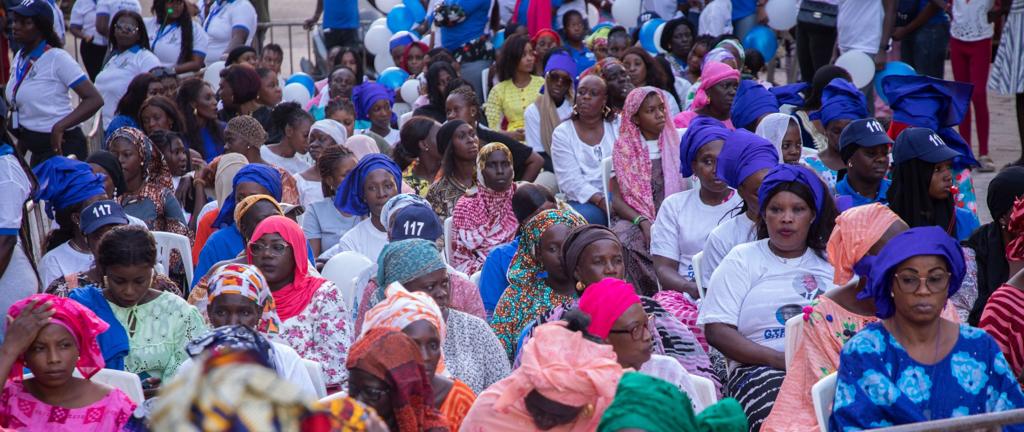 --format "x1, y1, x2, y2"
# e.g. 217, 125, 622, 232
233, 194, 283, 228
680, 116, 731, 177
491, 209, 587, 357
580, 57, 622, 80
7, 294, 110, 381
376, 238, 447, 297
361, 283, 448, 375
1005, 197, 1024, 262
493, 321, 624, 432
193, 263, 283, 334
345, 328, 449, 432
586, 25, 610, 50
474, 142, 514, 187
615, 87, 682, 220
827, 204, 904, 285
185, 325, 275, 370
854, 226, 966, 319
449, 143, 518, 274
226, 115, 268, 147
702, 48, 735, 68
714, 39, 745, 62
31, 156, 107, 219
334, 154, 402, 216
107, 127, 170, 186
597, 372, 748, 432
